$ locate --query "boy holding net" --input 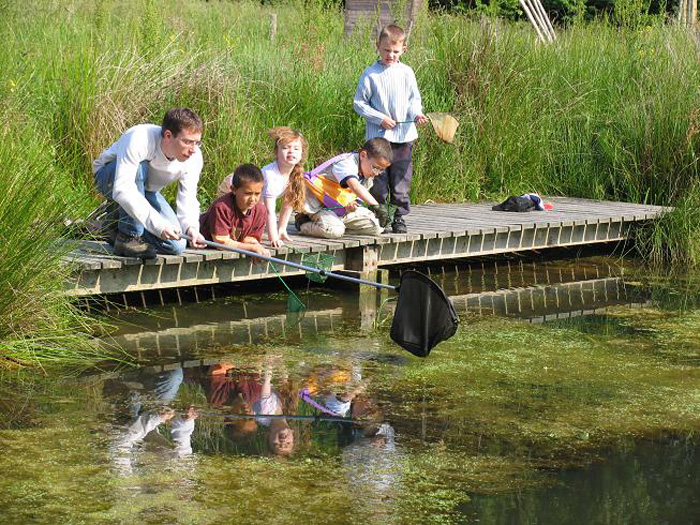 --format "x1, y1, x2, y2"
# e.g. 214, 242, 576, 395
200, 163, 270, 257
353, 24, 428, 234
